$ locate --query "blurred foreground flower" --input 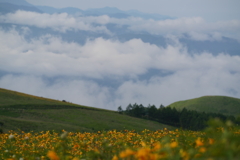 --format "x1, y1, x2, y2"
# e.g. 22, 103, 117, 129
47, 151, 60, 160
